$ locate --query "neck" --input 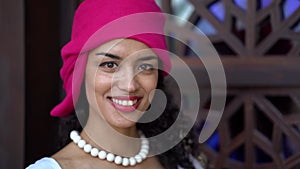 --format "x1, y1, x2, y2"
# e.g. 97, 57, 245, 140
81, 109, 141, 157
